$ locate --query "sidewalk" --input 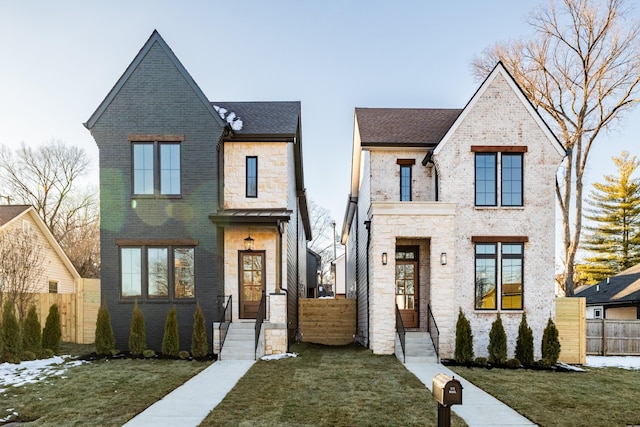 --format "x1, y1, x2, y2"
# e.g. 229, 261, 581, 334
404, 362, 537, 426
122, 360, 254, 427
